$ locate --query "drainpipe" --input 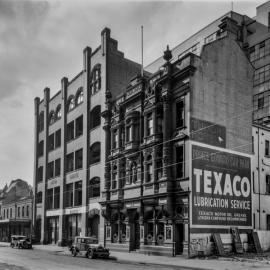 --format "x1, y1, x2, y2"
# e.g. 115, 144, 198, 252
257, 126, 261, 230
